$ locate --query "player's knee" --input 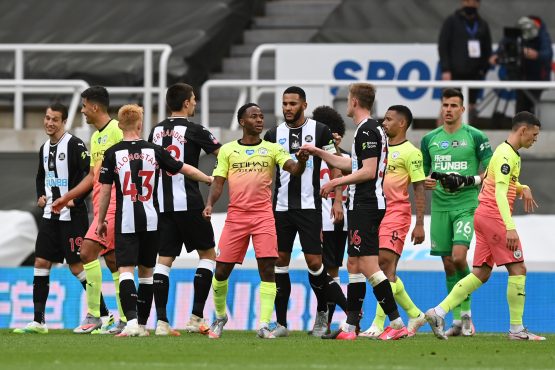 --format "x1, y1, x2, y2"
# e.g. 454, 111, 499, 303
34, 257, 51, 270
68, 263, 83, 276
